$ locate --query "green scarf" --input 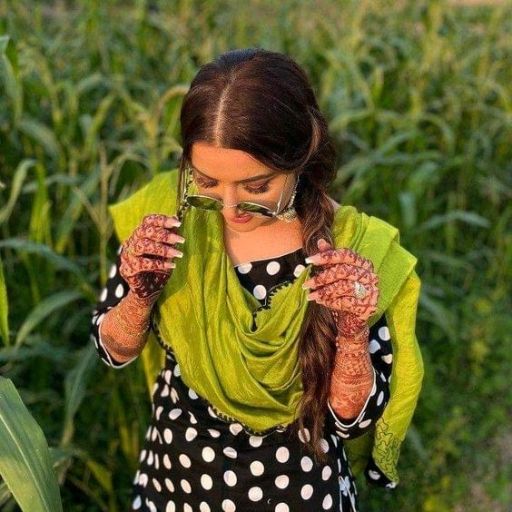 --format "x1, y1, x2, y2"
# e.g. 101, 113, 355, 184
108, 168, 424, 485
